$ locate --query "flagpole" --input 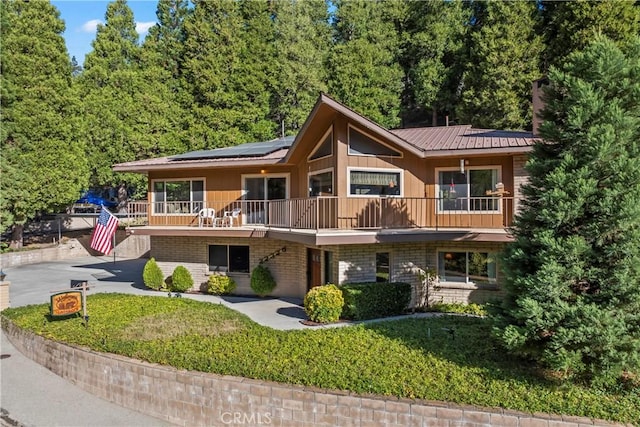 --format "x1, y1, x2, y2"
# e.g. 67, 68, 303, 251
113, 229, 116, 264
